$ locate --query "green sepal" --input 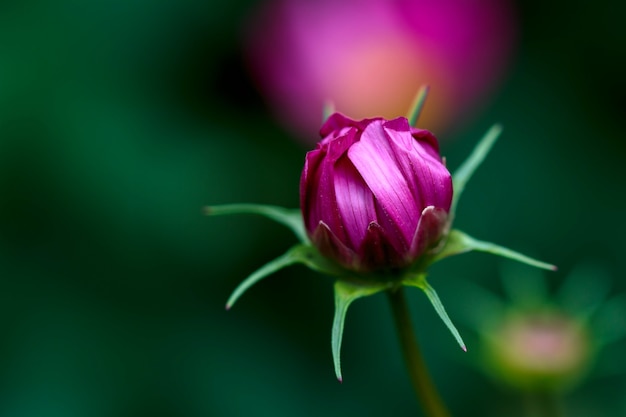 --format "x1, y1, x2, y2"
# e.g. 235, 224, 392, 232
323, 100, 336, 123
332, 280, 390, 382
433, 229, 557, 271
205, 203, 307, 243
406, 85, 430, 127
226, 244, 346, 310
294, 244, 352, 278
451, 124, 502, 218
403, 274, 466, 352
225, 247, 298, 310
